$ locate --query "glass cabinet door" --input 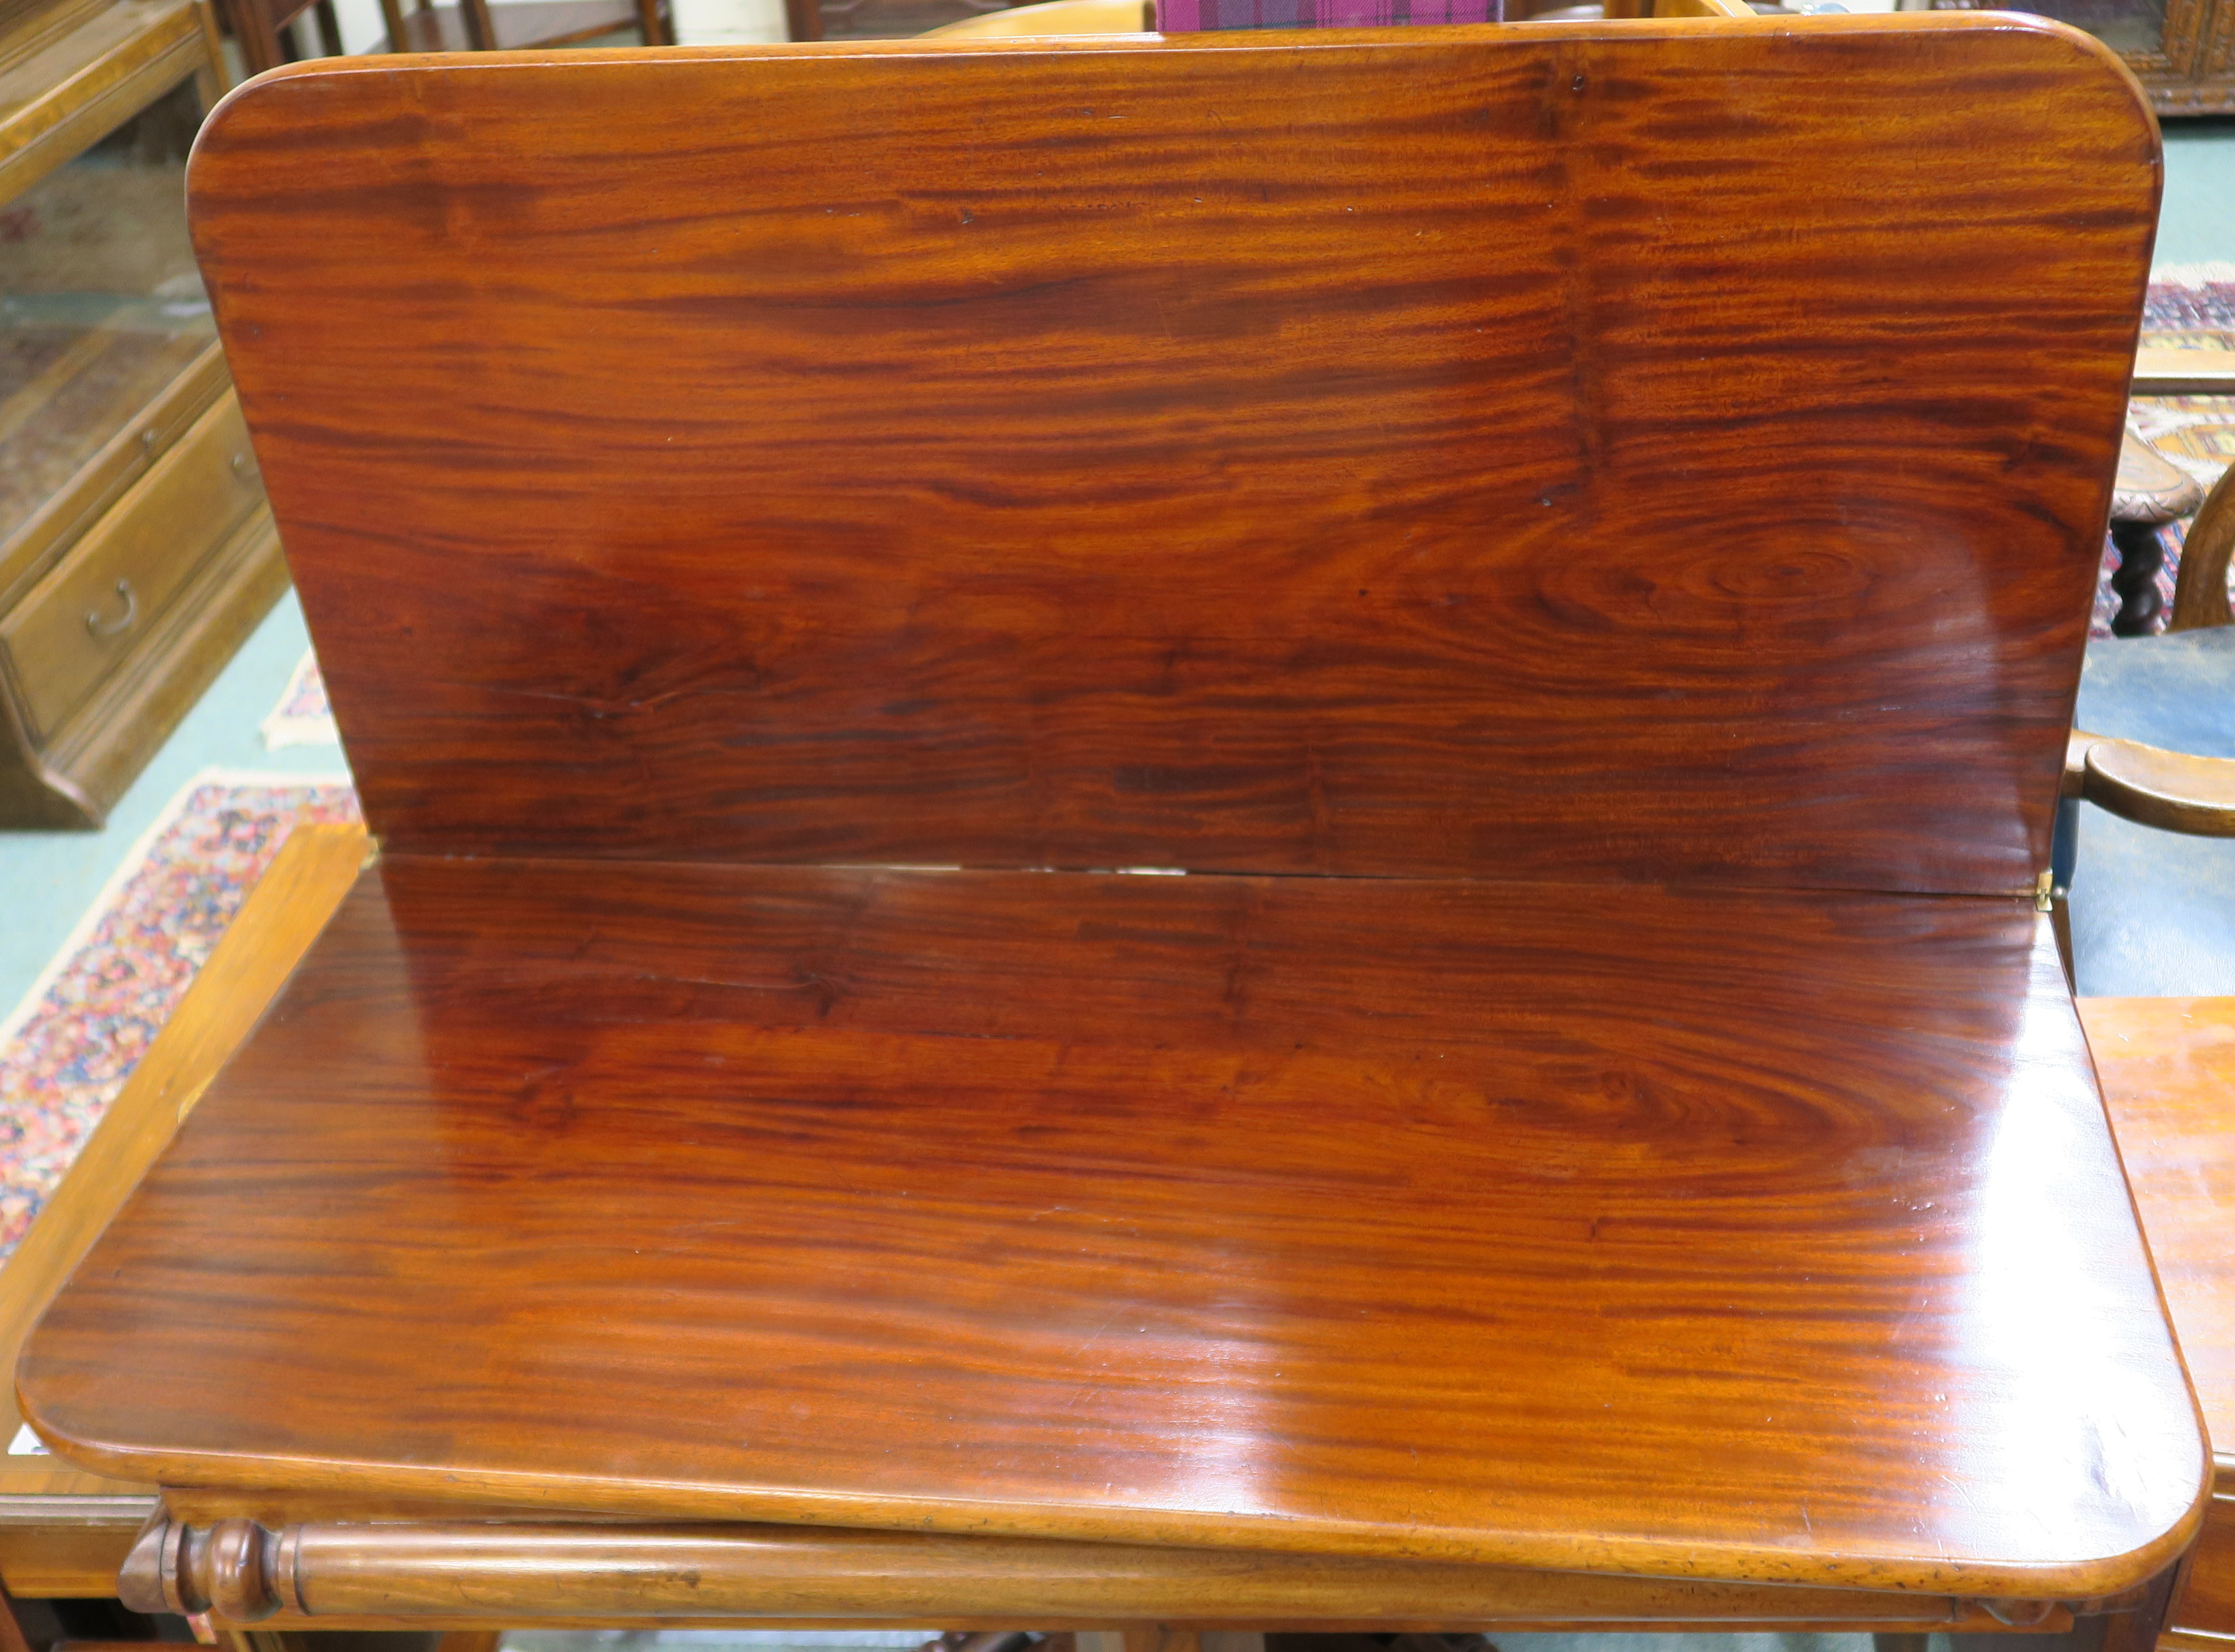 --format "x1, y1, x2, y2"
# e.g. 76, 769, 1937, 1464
0, 73, 215, 550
